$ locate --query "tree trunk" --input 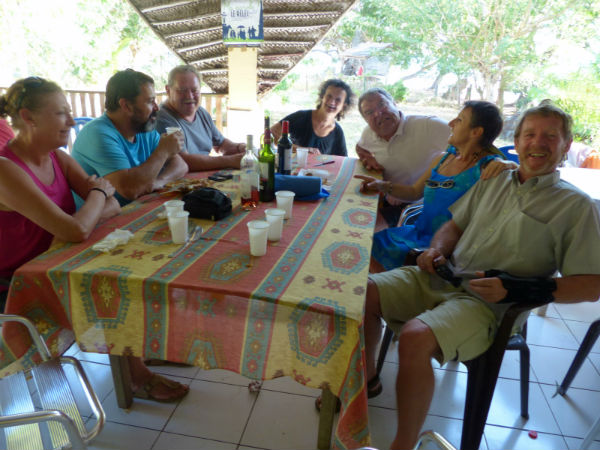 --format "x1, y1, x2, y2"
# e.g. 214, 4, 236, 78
480, 70, 496, 102
496, 74, 505, 110
430, 72, 444, 96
